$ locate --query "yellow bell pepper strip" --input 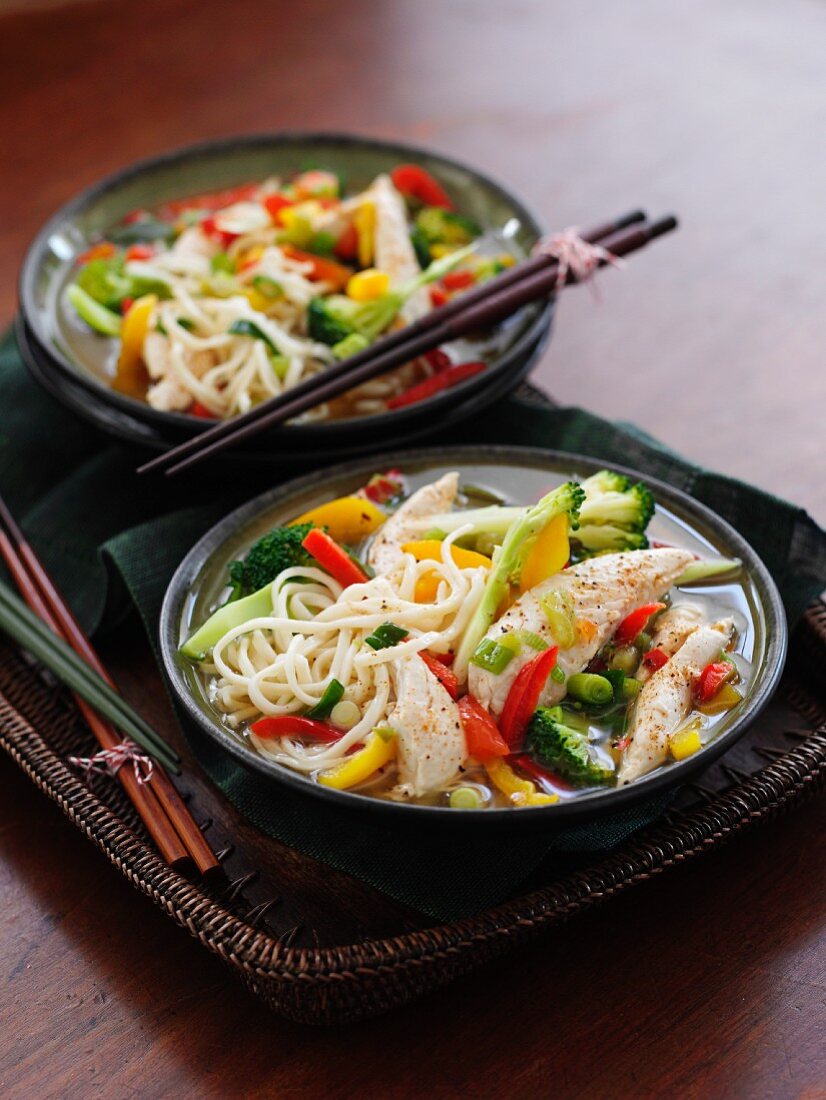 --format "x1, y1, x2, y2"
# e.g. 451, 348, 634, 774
402, 540, 493, 603
290, 496, 386, 544
669, 722, 703, 761
117, 293, 157, 375
696, 682, 742, 716
485, 756, 558, 806
354, 201, 375, 267
347, 268, 390, 302
518, 513, 570, 592
318, 728, 397, 789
